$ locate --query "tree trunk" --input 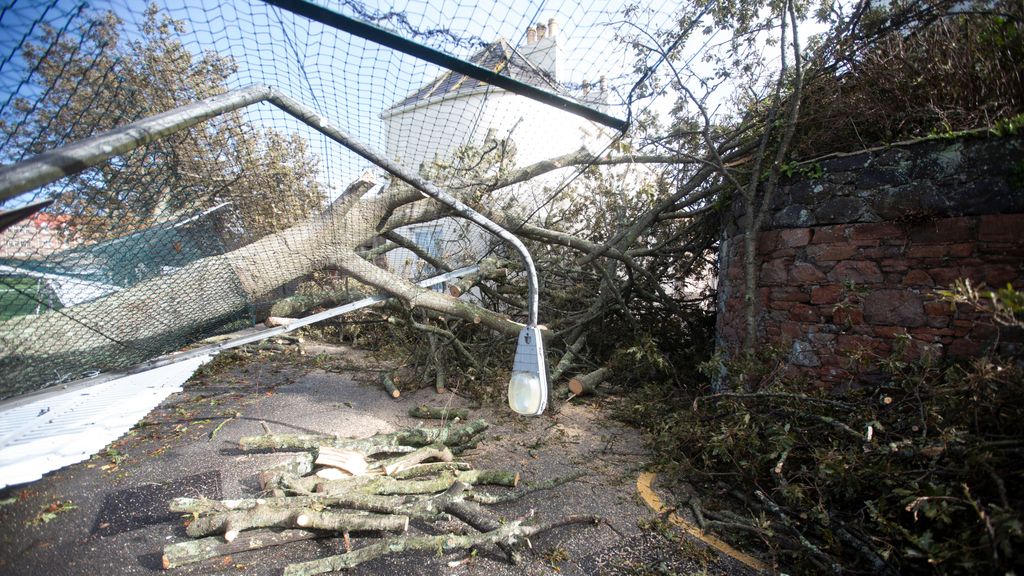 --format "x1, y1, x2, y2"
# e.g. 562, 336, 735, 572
281, 516, 601, 576
407, 405, 469, 420
568, 367, 611, 396
238, 419, 489, 453
163, 529, 321, 569
314, 468, 518, 496
0, 172, 529, 389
